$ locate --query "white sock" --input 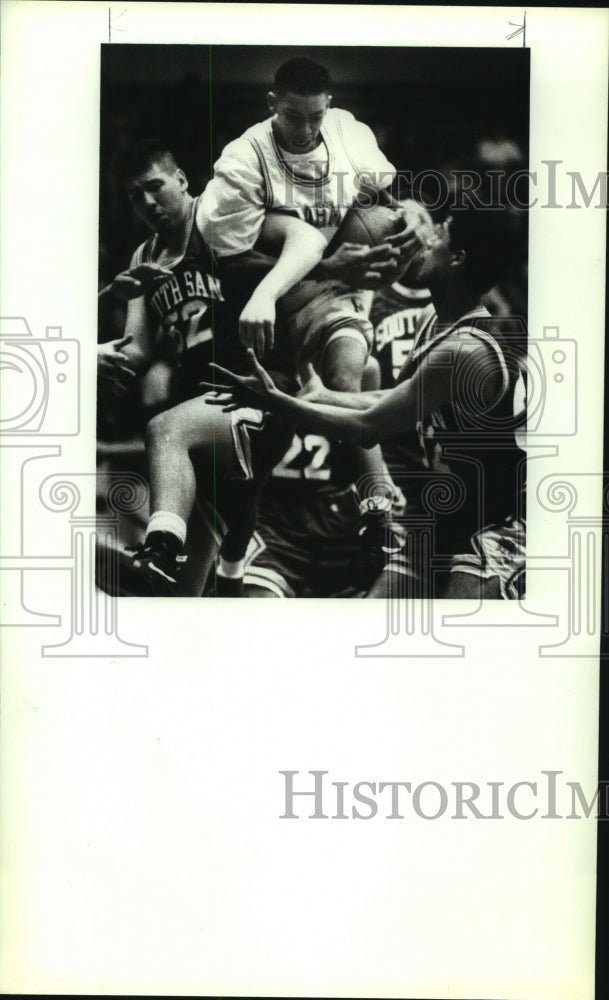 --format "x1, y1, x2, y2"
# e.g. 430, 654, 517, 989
217, 557, 245, 579
146, 511, 187, 547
